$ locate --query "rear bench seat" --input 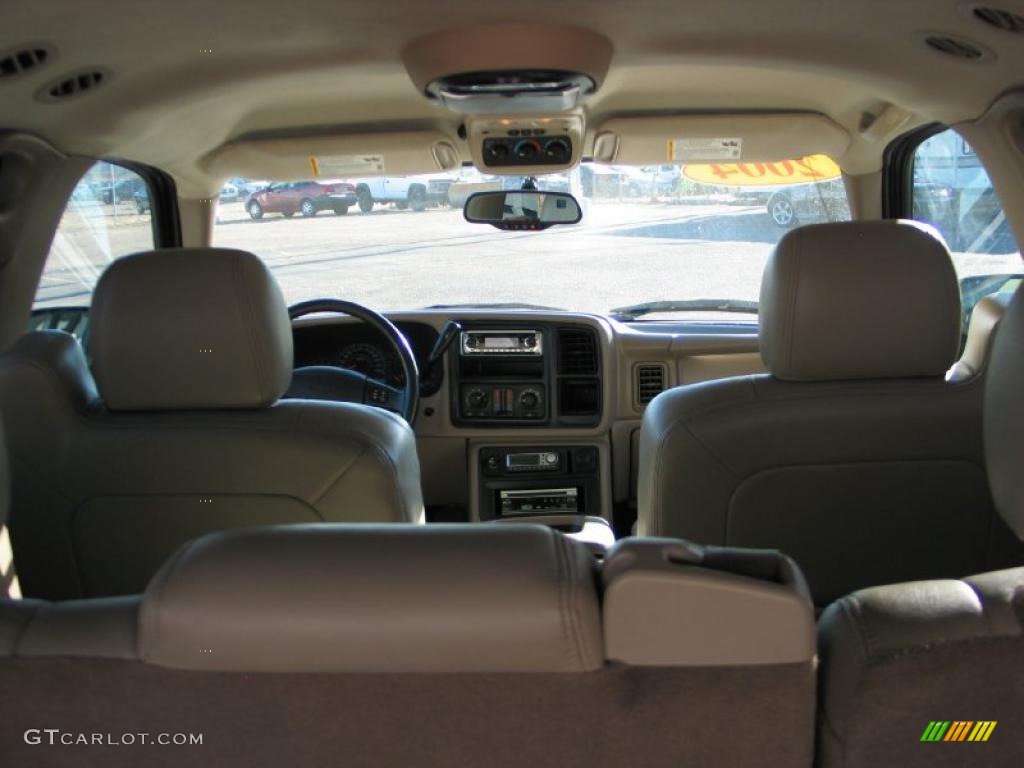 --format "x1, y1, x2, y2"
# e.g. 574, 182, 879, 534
0, 524, 816, 768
